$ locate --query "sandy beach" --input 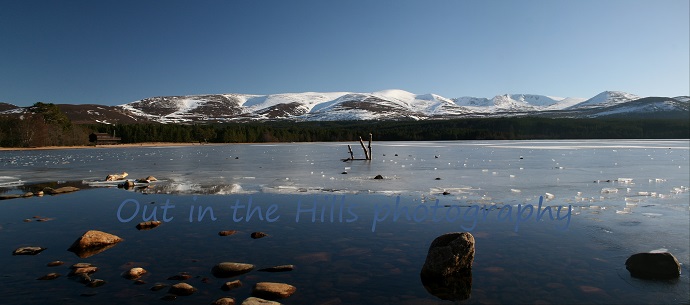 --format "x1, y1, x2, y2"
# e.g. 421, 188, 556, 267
0, 142, 220, 151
